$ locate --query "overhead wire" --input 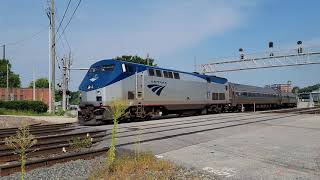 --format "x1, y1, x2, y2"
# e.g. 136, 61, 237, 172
56, 0, 72, 34
57, 0, 82, 41
2, 27, 47, 47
